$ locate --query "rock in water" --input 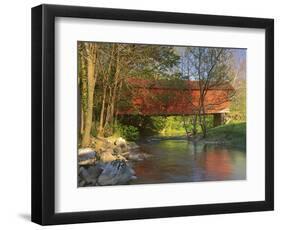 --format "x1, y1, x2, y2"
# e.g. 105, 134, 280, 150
127, 150, 149, 161
127, 142, 140, 150
127, 153, 143, 161
97, 160, 135, 185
